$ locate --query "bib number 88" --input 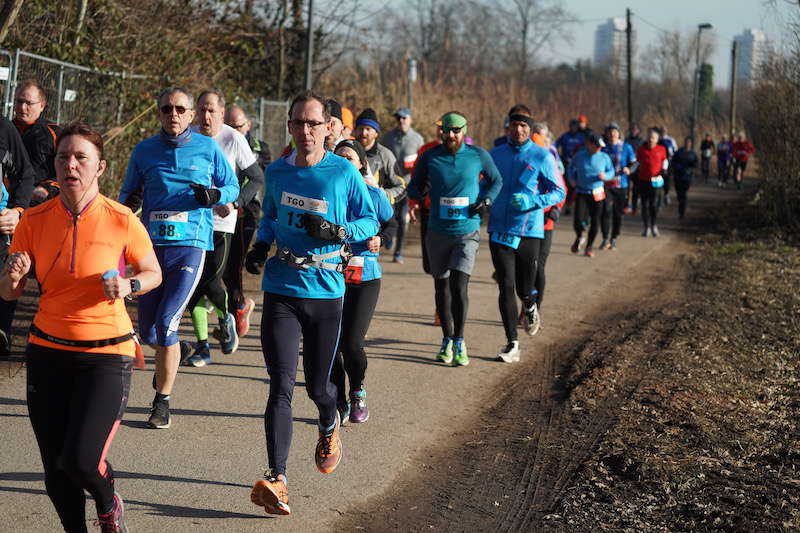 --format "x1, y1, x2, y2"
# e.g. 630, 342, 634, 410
158, 224, 176, 237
